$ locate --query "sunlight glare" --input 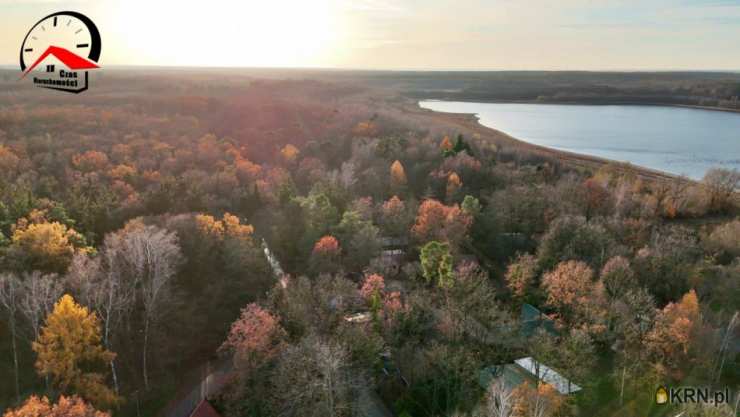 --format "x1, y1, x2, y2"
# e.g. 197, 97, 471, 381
111, 0, 339, 67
